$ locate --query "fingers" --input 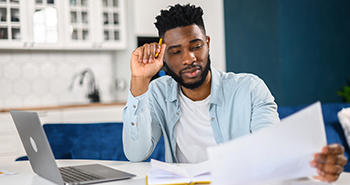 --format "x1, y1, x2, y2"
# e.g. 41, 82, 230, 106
314, 173, 339, 183
157, 44, 166, 62
311, 160, 344, 174
134, 43, 161, 64
312, 163, 343, 182
313, 153, 348, 166
142, 44, 149, 63
321, 144, 345, 155
310, 144, 348, 183
150, 44, 156, 61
